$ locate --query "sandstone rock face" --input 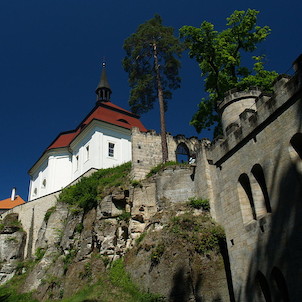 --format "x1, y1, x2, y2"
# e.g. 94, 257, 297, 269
0, 213, 26, 285
1, 167, 231, 301
125, 206, 230, 302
